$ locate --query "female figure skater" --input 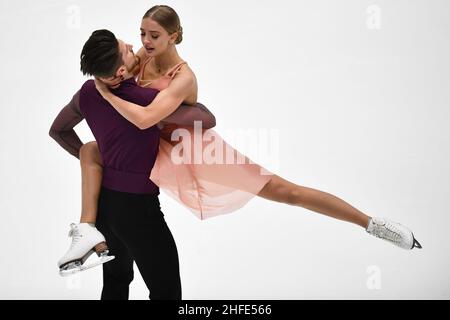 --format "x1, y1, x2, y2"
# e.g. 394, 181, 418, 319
59, 5, 421, 274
